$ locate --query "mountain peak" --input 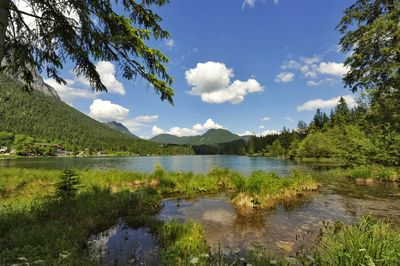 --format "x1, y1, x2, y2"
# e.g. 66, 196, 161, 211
150, 128, 239, 145
105, 121, 139, 138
